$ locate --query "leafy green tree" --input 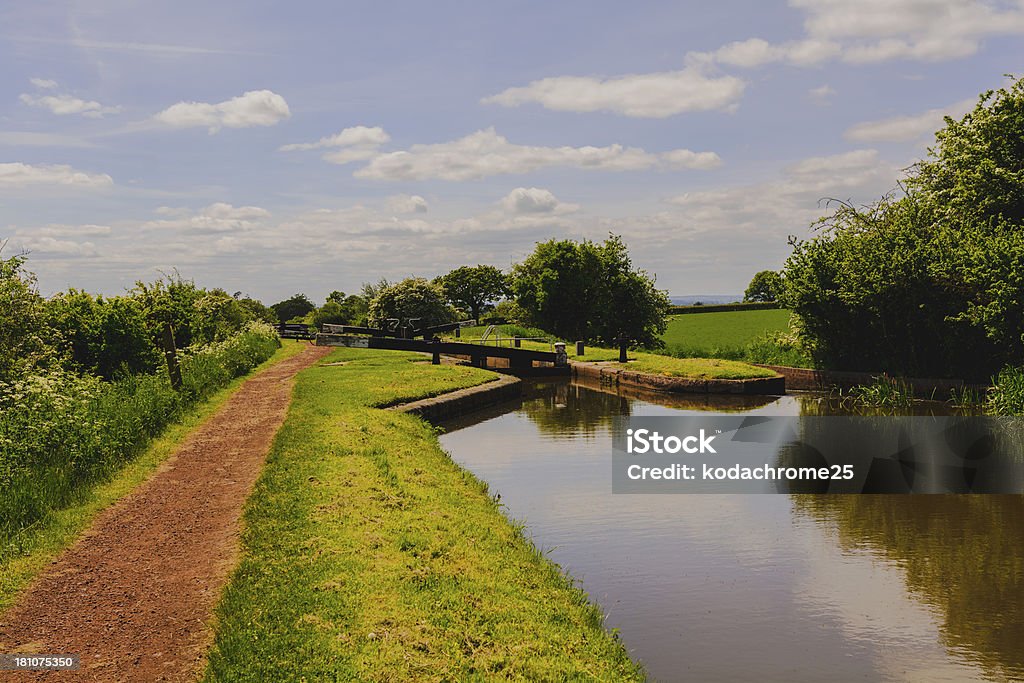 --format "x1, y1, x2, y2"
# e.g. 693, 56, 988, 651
909, 77, 1024, 228
510, 239, 602, 342
129, 275, 261, 351
235, 295, 278, 325
510, 235, 669, 346
744, 270, 784, 302
192, 288, 257, 344
367, 278, 455, 327
270, 293, 315, 323
310, 292, 369, 329
0, 250, 45, 382
590, 235, 671, 347
129, 274, 206, 350
311, 301, 348, 328
359, 279, 391, 302
436, 265, 508, 322
43, 290, 159, 380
